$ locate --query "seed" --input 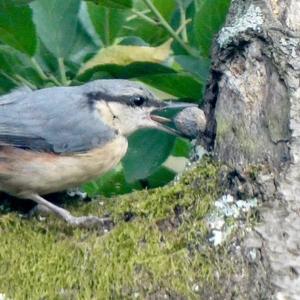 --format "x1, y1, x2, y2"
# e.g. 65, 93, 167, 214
174, 107, 206, 138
